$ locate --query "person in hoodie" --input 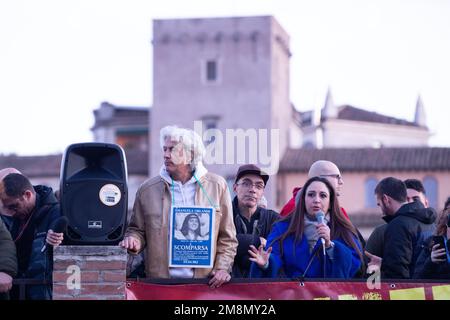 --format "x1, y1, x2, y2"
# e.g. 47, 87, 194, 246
373, 177, 436, 279
366, 179, 430, 257
120, 125, 237, 288
365, 178, 434, 275
0, 173, 63, 299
